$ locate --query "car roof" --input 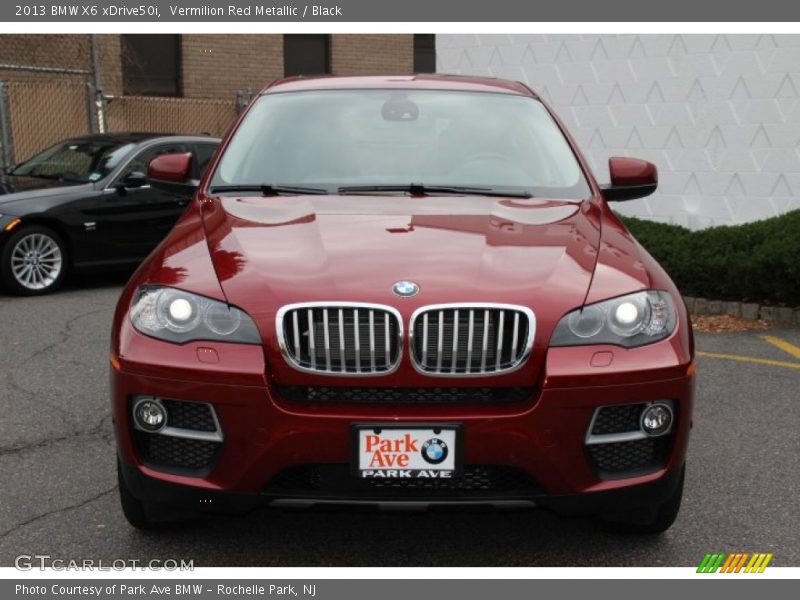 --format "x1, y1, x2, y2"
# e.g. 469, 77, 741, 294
63, 132, 220, 145
262, 74, 535, 97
